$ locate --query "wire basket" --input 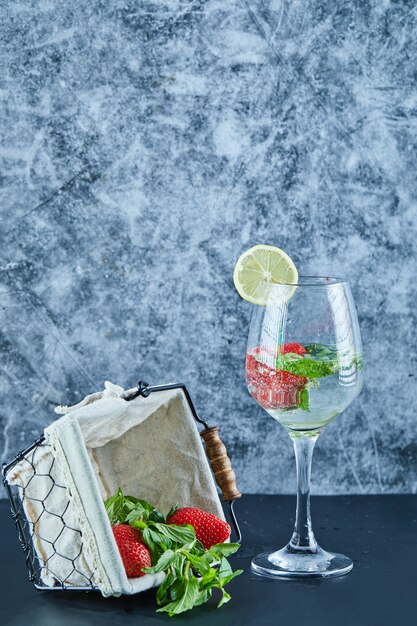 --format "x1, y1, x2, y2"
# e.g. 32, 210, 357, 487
4, 436, 99, 590
2, 381, 241, 593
